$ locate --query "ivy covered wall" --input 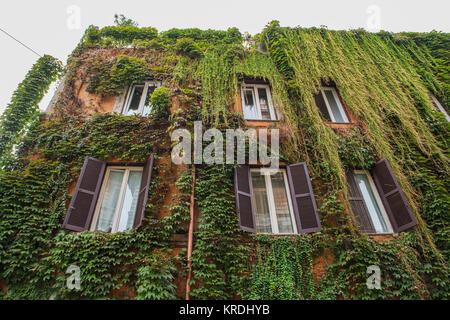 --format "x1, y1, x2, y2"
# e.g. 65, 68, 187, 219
0, 21, 448, 300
